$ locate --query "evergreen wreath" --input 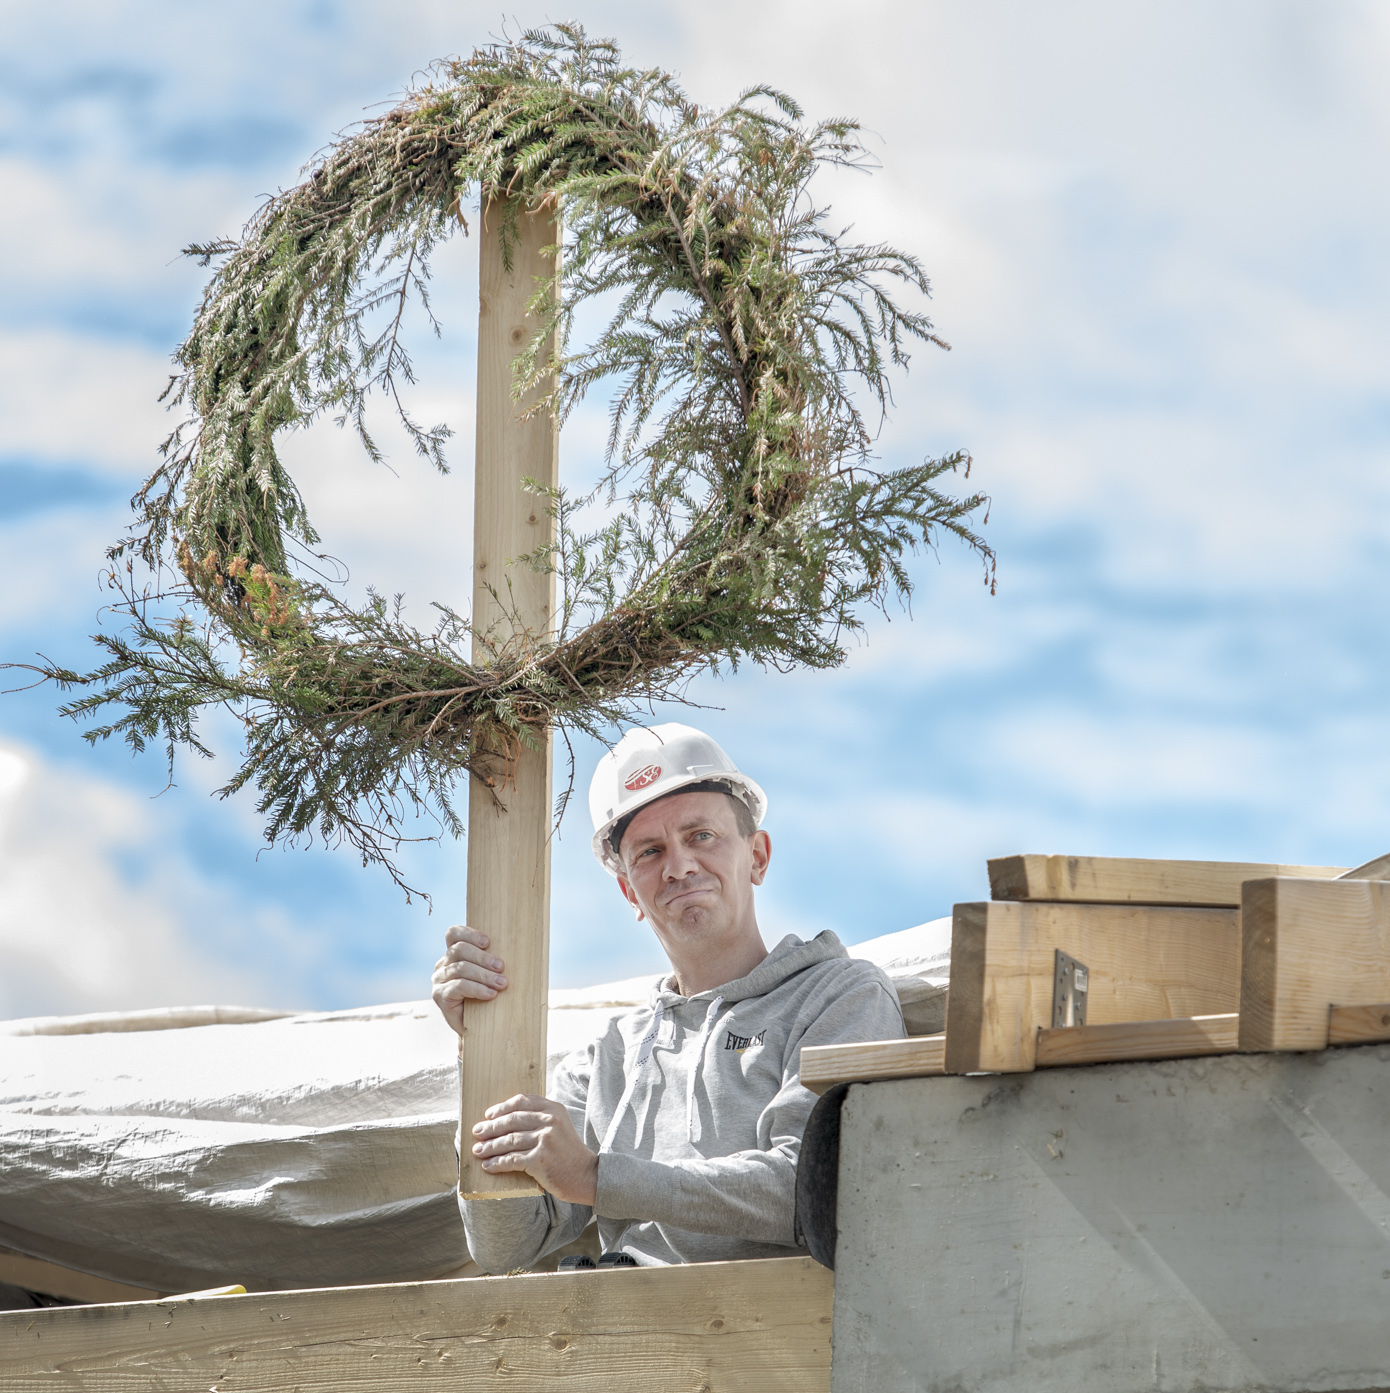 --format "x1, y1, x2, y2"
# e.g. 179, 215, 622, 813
11, 25, 994, 895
